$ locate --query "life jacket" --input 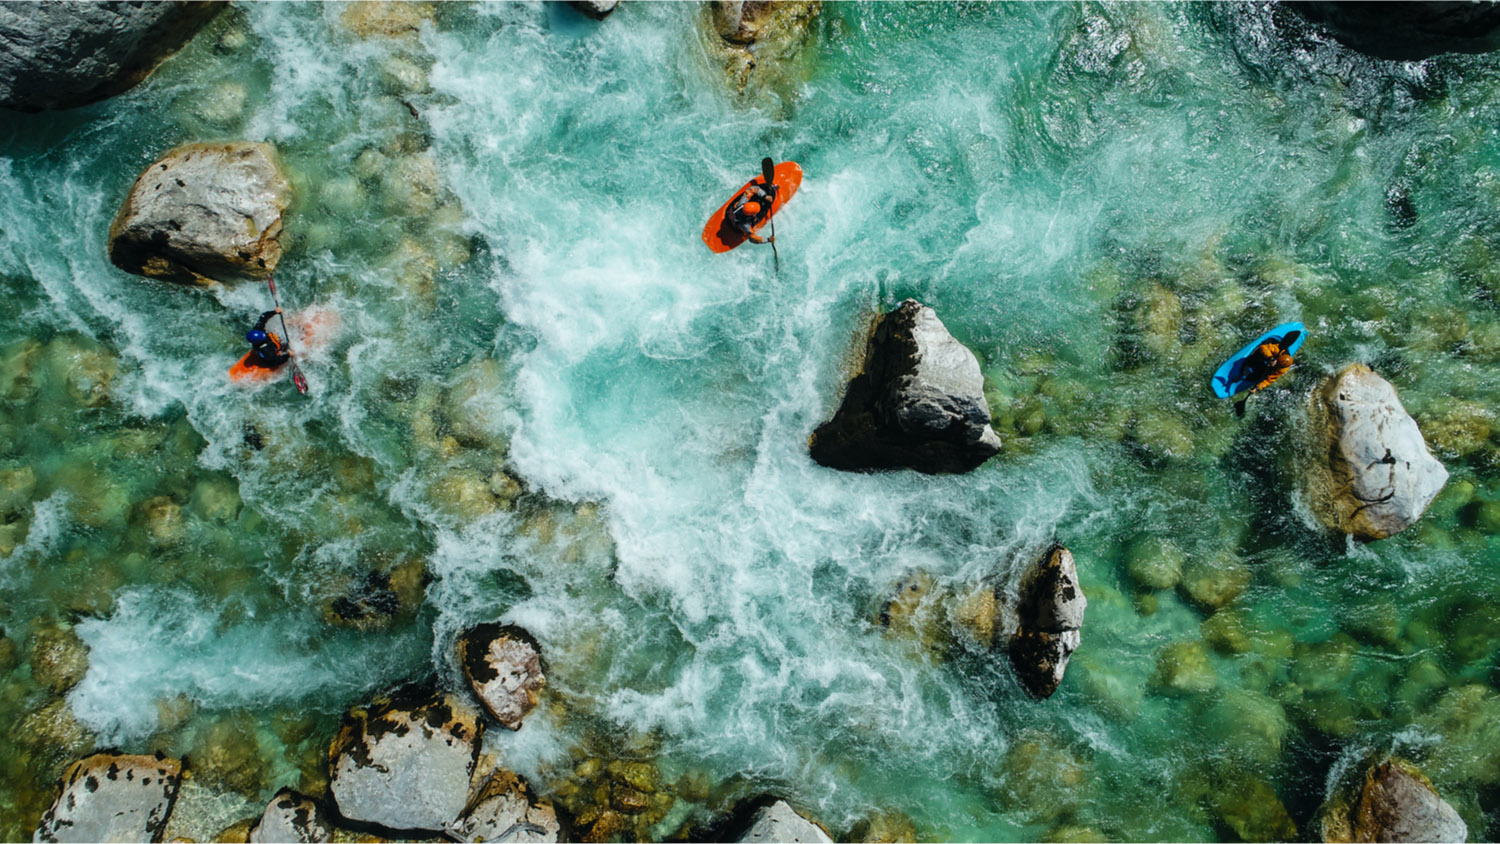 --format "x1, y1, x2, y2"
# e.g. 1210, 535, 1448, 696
1250, 342, 1291, 391
248, 333, 286, 369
